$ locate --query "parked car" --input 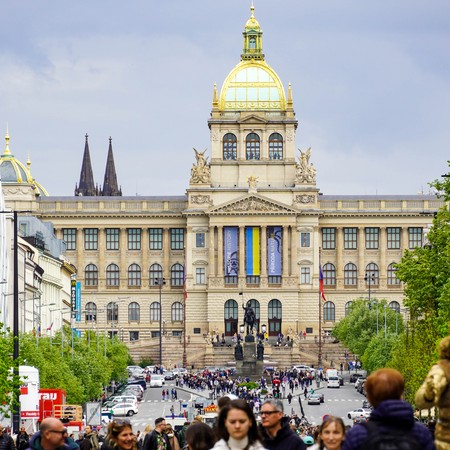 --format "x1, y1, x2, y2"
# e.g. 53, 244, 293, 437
164, 371, 175, 380
317, 392, 325, 403
347, 408, 372, 420
111, 395, 138, 406
109, 402, 138, 417
355, 377, 366, 390
307, 394, 322, 405
149, 374, 165, 387
362, 400, 372, 409
122, 387, 143, 401
127, 379, 147, 391
357, 381, 366, 394
353, 416, 369, 425
350, 373, 364, 383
